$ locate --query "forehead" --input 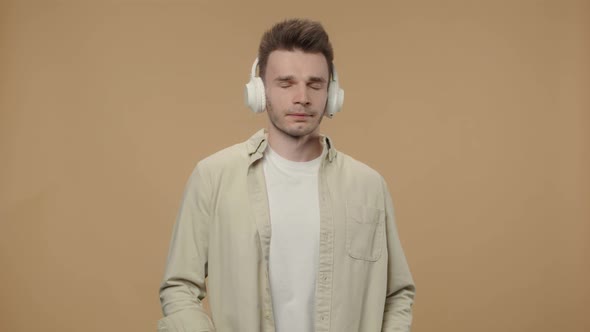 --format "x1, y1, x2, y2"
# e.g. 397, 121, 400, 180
264, 49, 329, 81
